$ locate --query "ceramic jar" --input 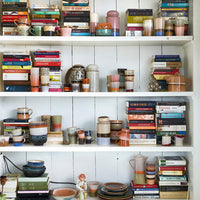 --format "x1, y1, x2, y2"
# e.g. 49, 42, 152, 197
97, 116, 110, 146
110, 120, 123, 143
106, 10, 120, 36
86, 64, 99, 92
70, 65, 86, 83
